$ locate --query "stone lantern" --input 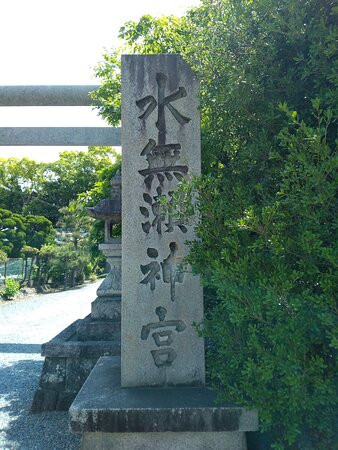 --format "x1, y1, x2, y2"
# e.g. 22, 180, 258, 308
86, 170, 122, 320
